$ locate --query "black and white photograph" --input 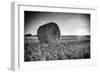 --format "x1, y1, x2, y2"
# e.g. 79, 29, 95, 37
24, 11, 90, 62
